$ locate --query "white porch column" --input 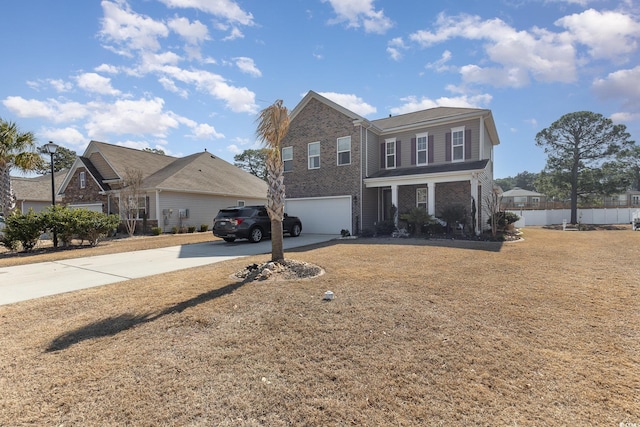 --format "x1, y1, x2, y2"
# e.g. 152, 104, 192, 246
391, 184, 399, 226
471, 174, 479, 235
427, 182, 436, 216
